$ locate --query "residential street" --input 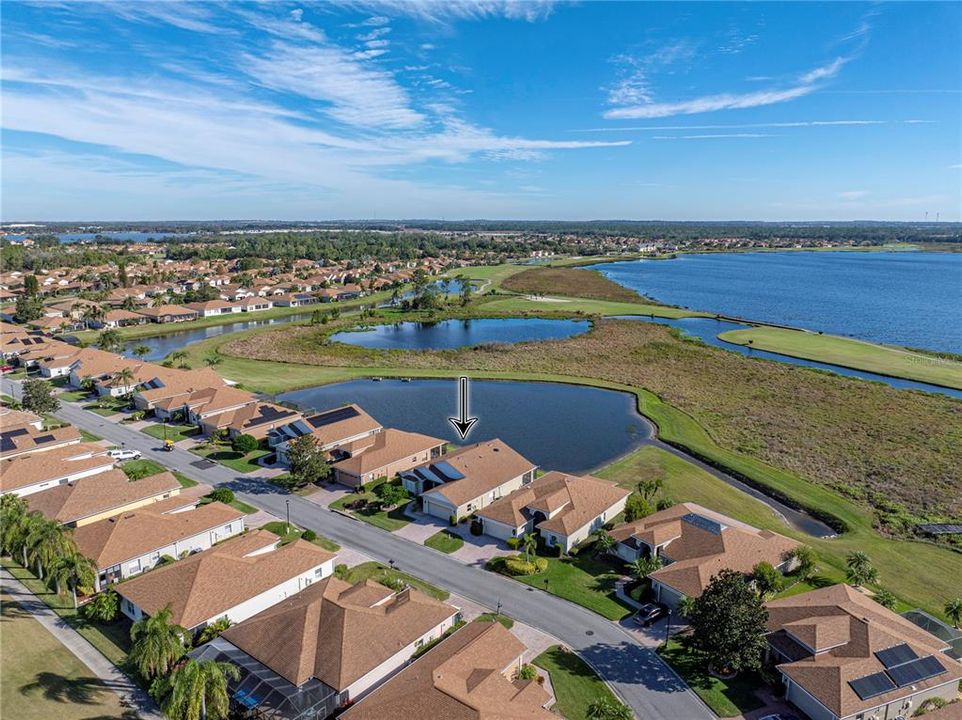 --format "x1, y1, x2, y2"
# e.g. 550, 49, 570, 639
1, 377, 714, 720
